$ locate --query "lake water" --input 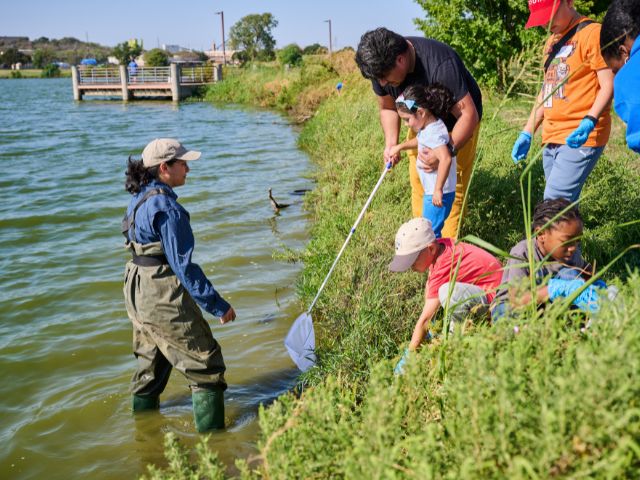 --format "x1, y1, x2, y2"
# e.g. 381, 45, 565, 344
0, 78, 313, 479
